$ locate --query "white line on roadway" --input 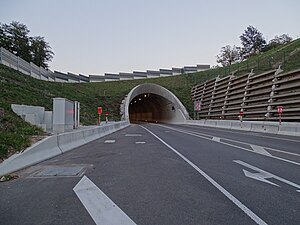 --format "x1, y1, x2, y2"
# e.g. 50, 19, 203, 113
73, 175, 137, 225
234, 160, 300, 192
250, 145, 272, 156
105, 140, 116, 143
125, 134, 142, 137
158, 124, 300, 166
141, 125, 268, 225
185, 124, 300, 143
